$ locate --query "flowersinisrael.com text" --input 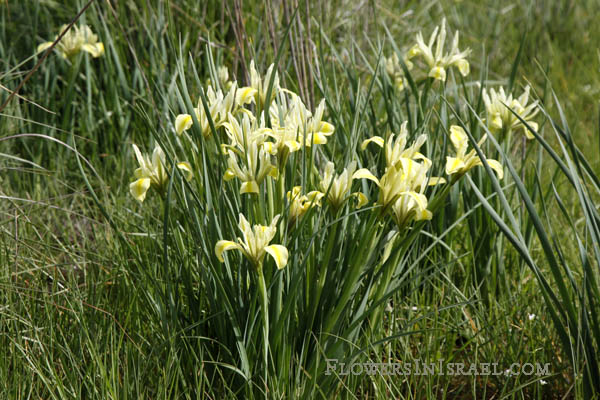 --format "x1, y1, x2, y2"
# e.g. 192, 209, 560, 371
325, 359, 551, 376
